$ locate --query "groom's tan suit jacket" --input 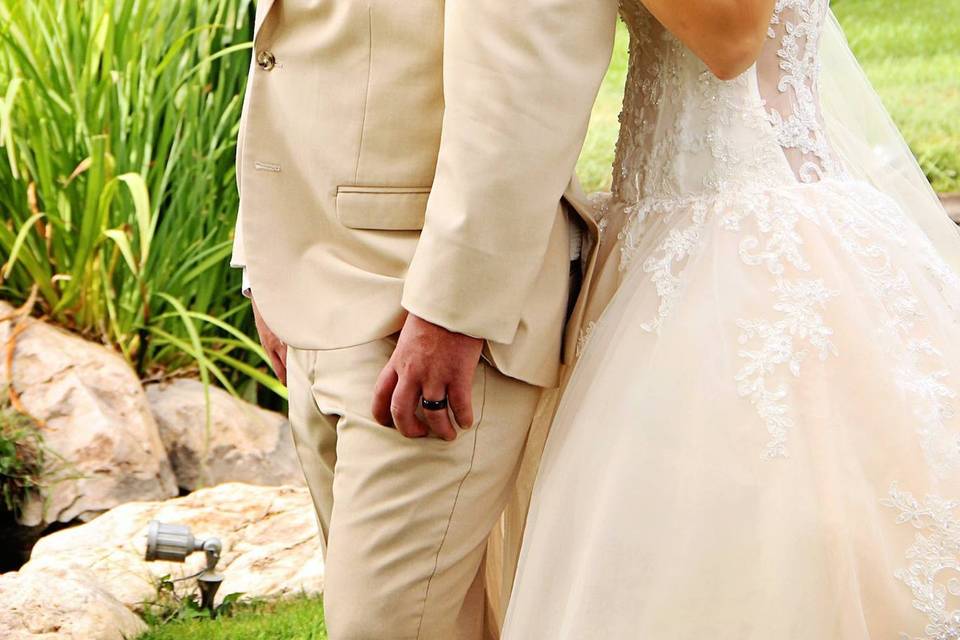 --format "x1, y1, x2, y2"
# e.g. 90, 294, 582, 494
231, 0, 617, 387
